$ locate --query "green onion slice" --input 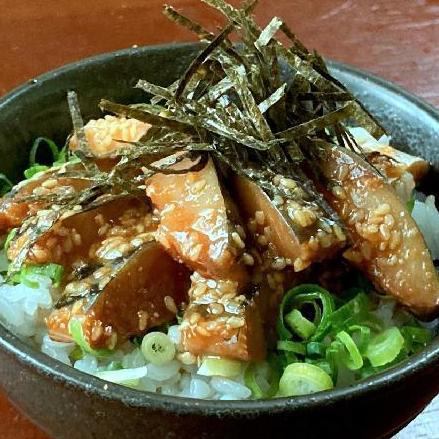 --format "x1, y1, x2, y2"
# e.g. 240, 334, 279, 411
198, 357, 242, 377
325, 340, 342, 377
306, 341, 326, 358
68, 319, 112, 358
401, 326, 432, 354
366, 327, 405, 367
284, 309, 316, 340
95, 366, 147, 387
24, 164, 49, 179
277, 284, 335, 341
278, 362, 333, 397
53, 144, 68, 166
244, 361, 279, 399
3, 228, 17, 252
141, 332, 175, 365
336, 330, 363, 370
348, 325, 371, 353
326, 292, 374, 332
277, 340, 306, 356
29, 137, 60, 166
15, 263, 64, 287
0, 174, 13, 196
305, 359, 333, 377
